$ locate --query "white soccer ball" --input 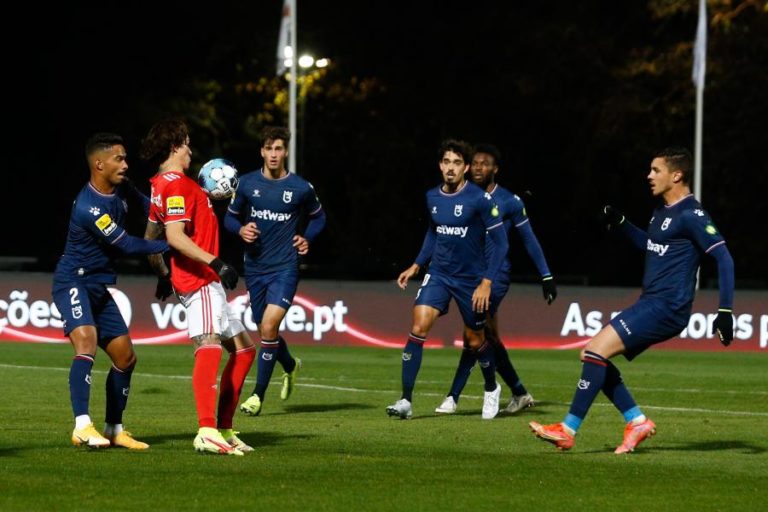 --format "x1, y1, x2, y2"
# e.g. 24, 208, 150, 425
198, 158, 239, 200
